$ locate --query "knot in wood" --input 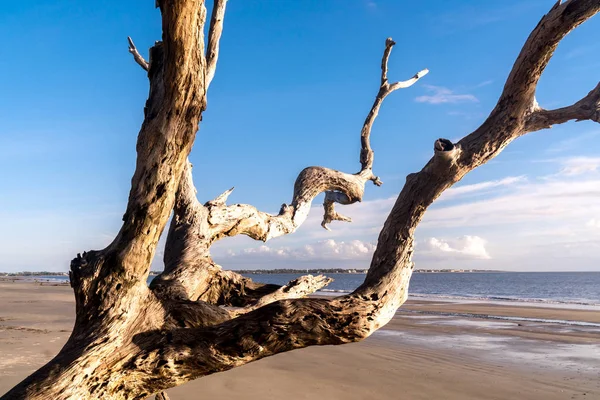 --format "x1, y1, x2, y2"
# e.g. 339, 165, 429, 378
434, 138, 454, 152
